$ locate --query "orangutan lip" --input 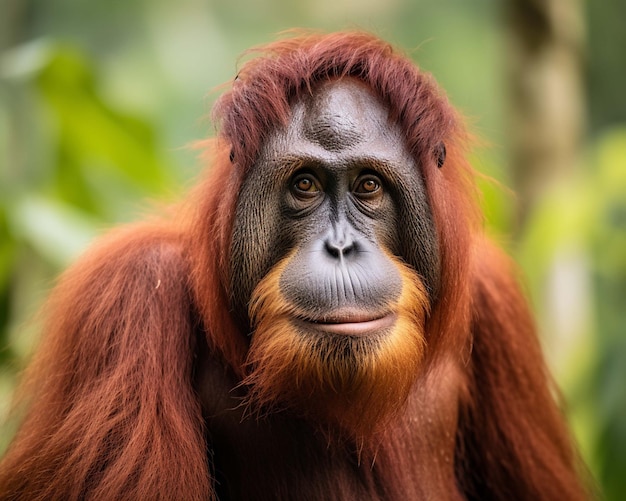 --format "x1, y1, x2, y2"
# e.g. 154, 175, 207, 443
298, 312, 396, 336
